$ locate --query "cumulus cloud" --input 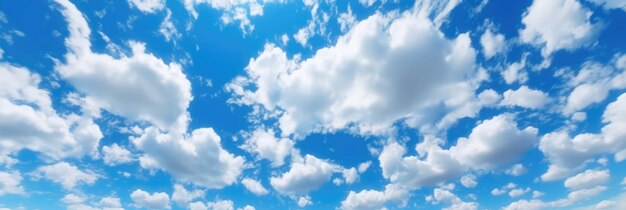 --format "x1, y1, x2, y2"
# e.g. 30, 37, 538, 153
172, 184, 204, 207
564, 169, 610, 190
480, 27, 505, 58
132, 127, 245, 189
340, 184, 409, 210
55, 0, 192, 134
0, 171, 25, 196
241, 128, 294, 167
540, 93, 626, 181
563, 55, 626, 114
270, 154, 339, 195
32, 162, 98, 190
380, 114, 537, 189
520, 0, 601, 60
227, 6, 484, 138
0, 62, 102, 164
460, 174, 477, 188
101, 143, 133, 166
128, 0, 165, 13
241, 178, 269, 196
503, 186, 607, 210
429, 187, 478, 210
501, 86, 551, 109
505, 164, 528, 176
131, 189, 171, 209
